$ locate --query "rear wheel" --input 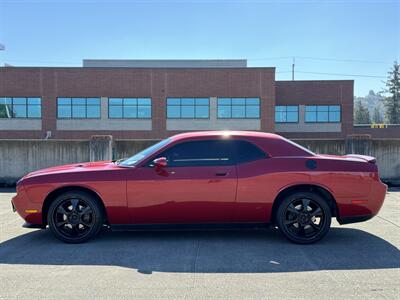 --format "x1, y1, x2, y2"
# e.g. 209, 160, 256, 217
47, 191, 103, 243
276, 191, 331, 244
